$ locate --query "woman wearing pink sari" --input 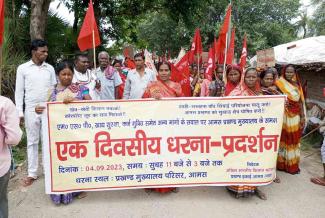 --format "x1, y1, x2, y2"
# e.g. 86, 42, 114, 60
227, 68, 266, 200
142, 62, 183, 194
